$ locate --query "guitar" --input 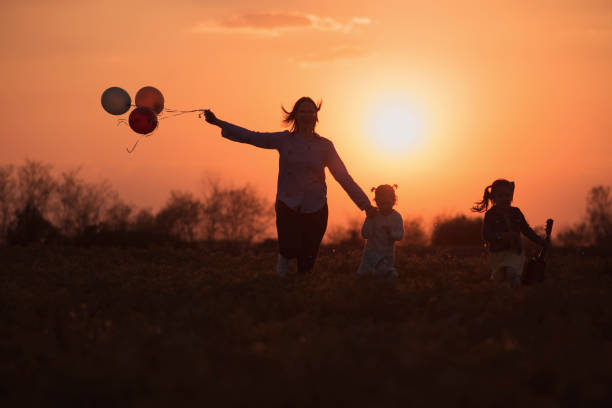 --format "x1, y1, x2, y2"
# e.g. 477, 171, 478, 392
522, 219, 554, 285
